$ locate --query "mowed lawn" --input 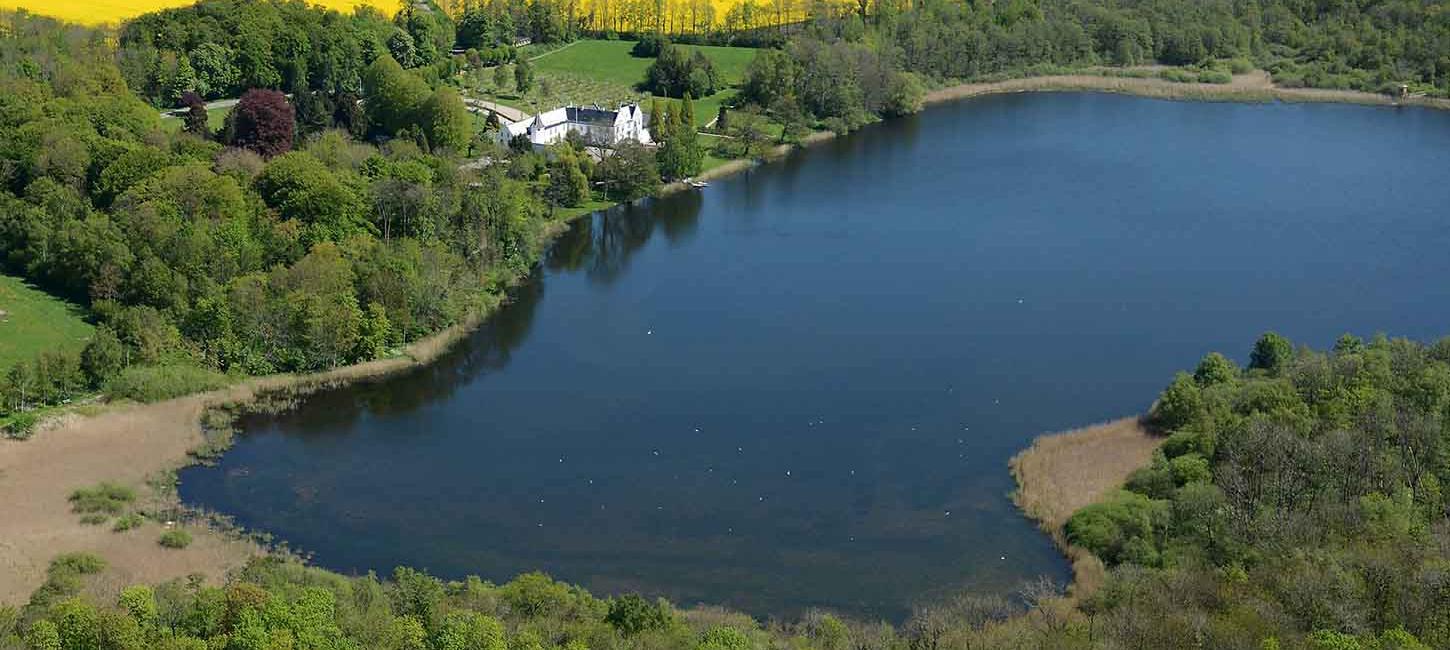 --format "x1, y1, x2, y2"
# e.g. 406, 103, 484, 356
0, 274, 93, 371
498, 39, 758, 129
160, 106, 231, 133
533, 40, 759, 87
